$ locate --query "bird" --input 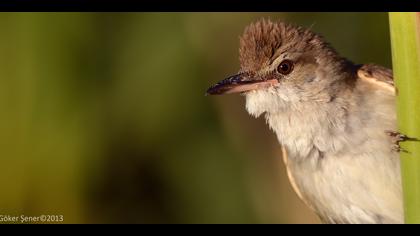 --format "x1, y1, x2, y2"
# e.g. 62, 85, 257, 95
206, 19, 406, 224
